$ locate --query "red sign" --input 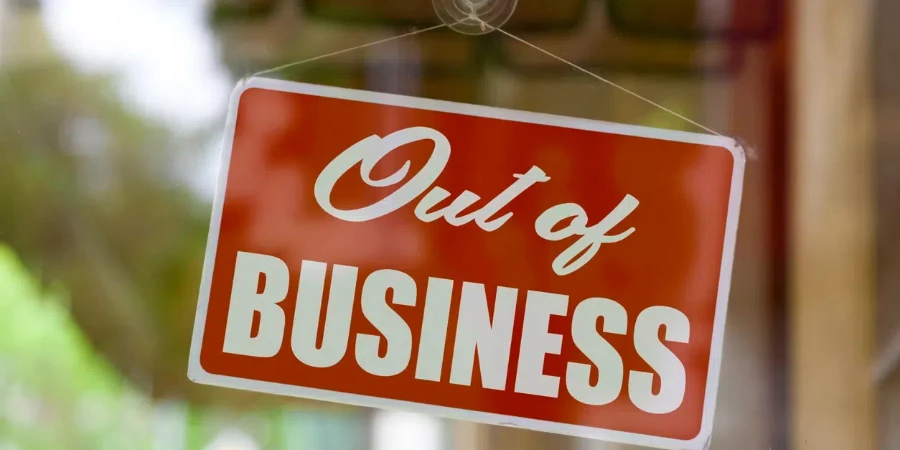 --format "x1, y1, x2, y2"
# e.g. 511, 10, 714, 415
188, 78, 745, 450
